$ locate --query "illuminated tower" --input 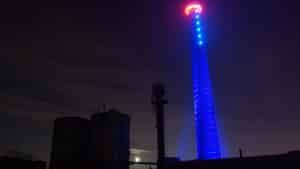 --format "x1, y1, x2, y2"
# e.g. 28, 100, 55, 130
185, 3, 221, 159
